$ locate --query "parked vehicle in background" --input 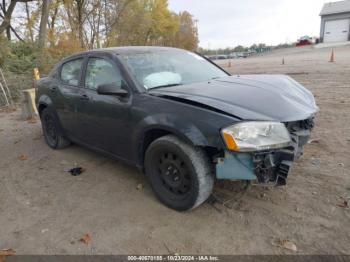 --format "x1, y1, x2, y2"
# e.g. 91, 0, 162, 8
216, 55, 228, 60
36, 46, 318, 211
296, 36, 315, 46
